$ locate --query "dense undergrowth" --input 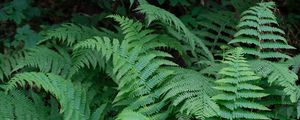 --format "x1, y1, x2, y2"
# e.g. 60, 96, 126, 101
1, 0, 300, 119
